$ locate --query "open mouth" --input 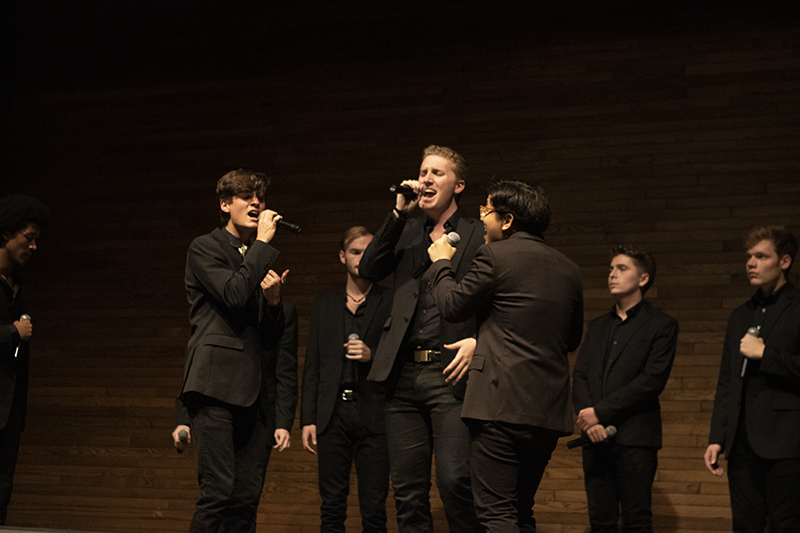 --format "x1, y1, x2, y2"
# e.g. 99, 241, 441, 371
247, 210, 260, 219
